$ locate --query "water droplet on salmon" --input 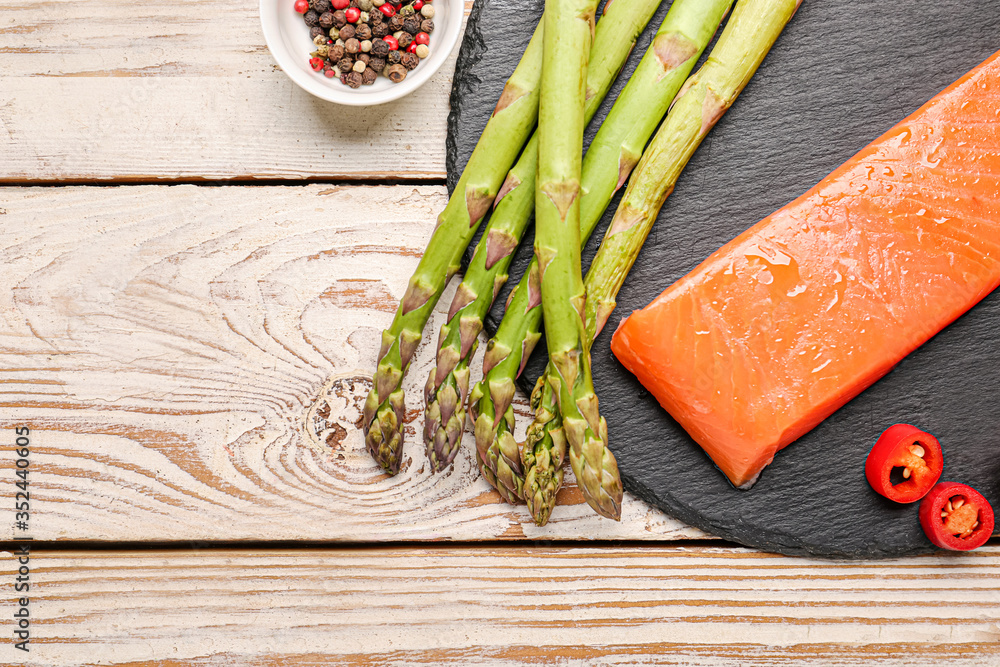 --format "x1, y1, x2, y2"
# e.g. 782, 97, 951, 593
812, 359, 832, 373
787, 284, 807, 297
826, 292, 839, 312
757, 269, 773, 285
934, 216, 949, 225
883, 166, 894, 176
916, 208, 926, 216
744, 244, 792, 266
